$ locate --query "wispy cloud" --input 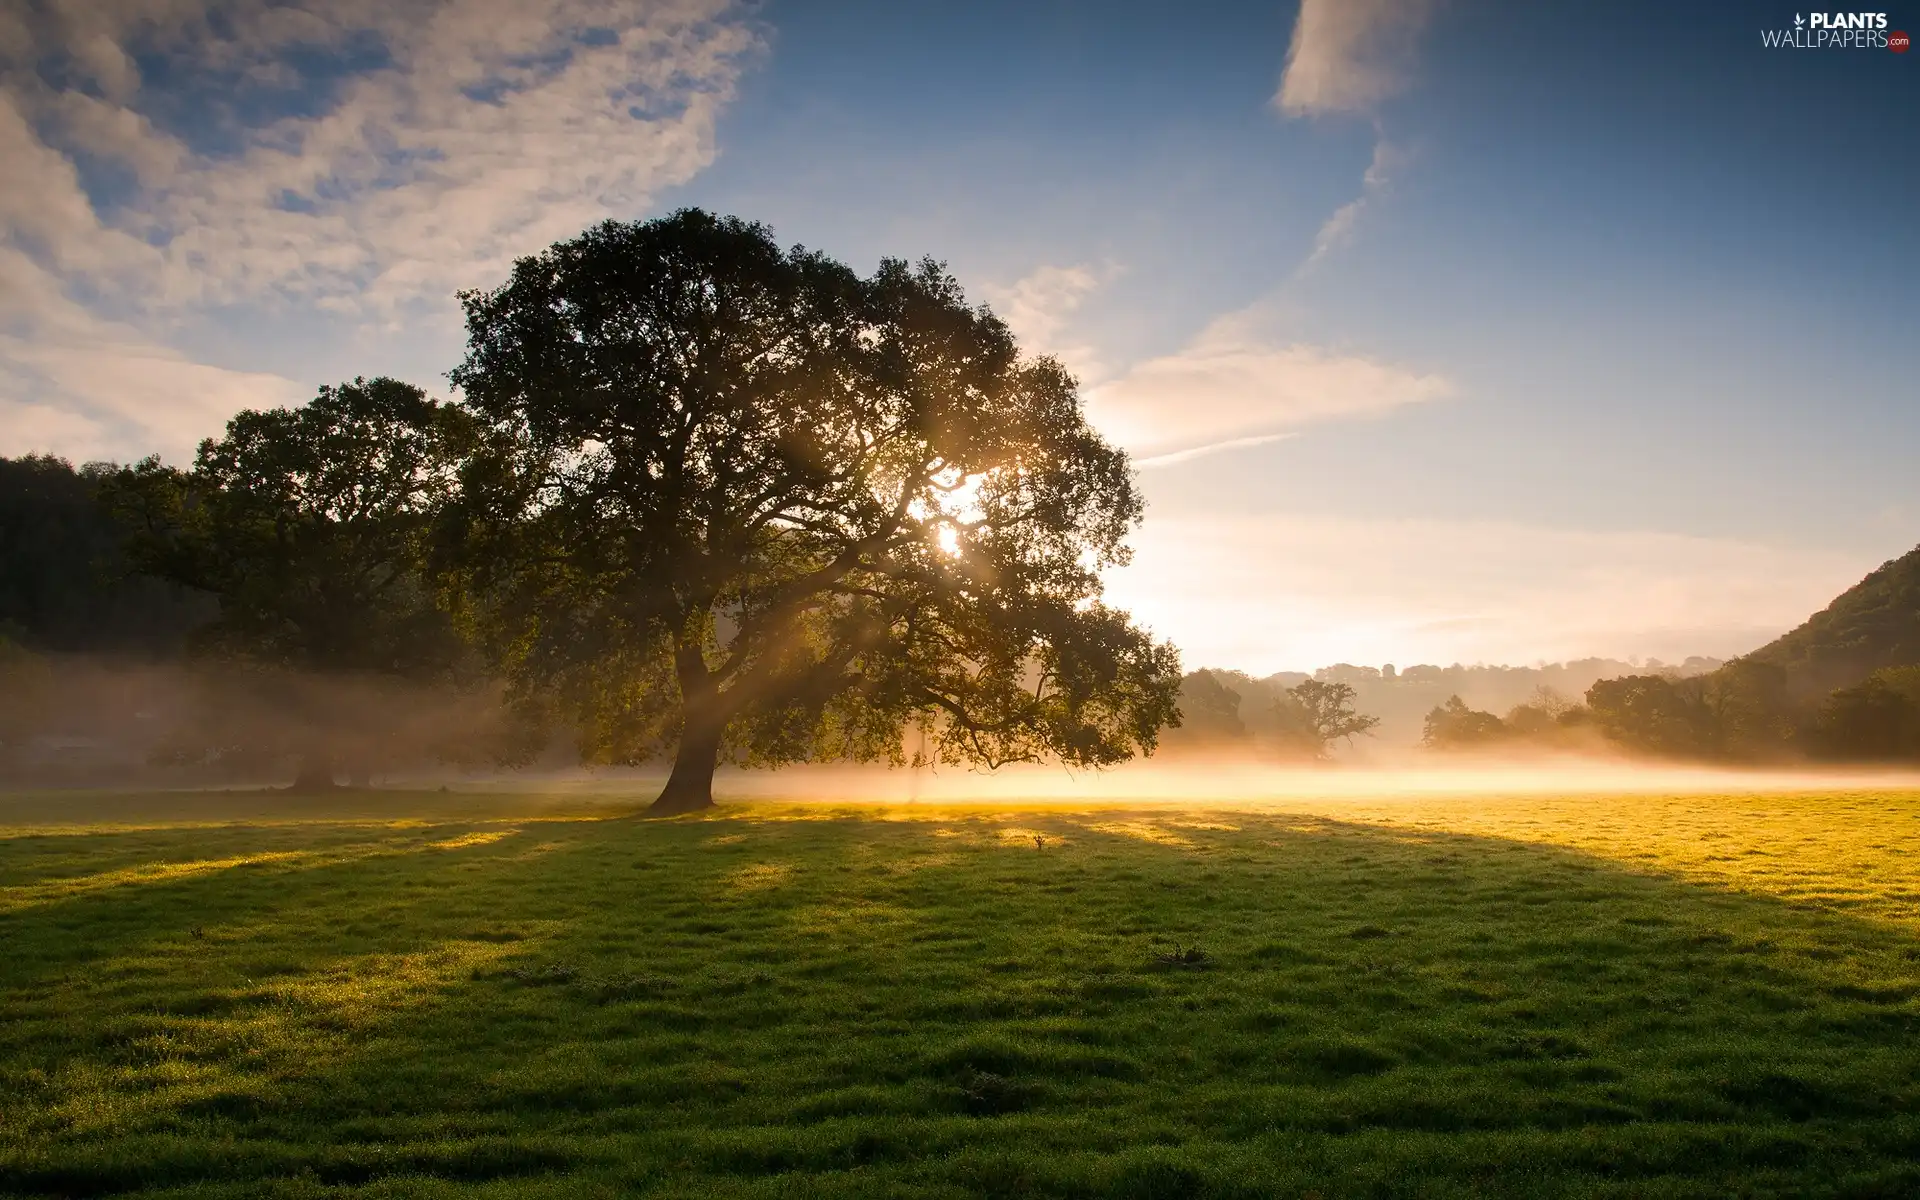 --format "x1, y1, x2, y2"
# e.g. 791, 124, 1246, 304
1275, 0, 1437, 117
1303, 137, 1402, 271
1084, 311, 1451, 464
0, 243, 307, 462
1105, 513, 1879, 673
1133, 433, 1295, 470
985, 261, 1119, 386
1, 0, 759, 461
